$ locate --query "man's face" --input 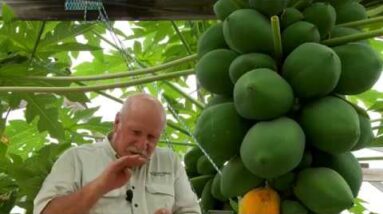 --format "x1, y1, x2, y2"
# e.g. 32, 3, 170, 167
112, 107, 164, 161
